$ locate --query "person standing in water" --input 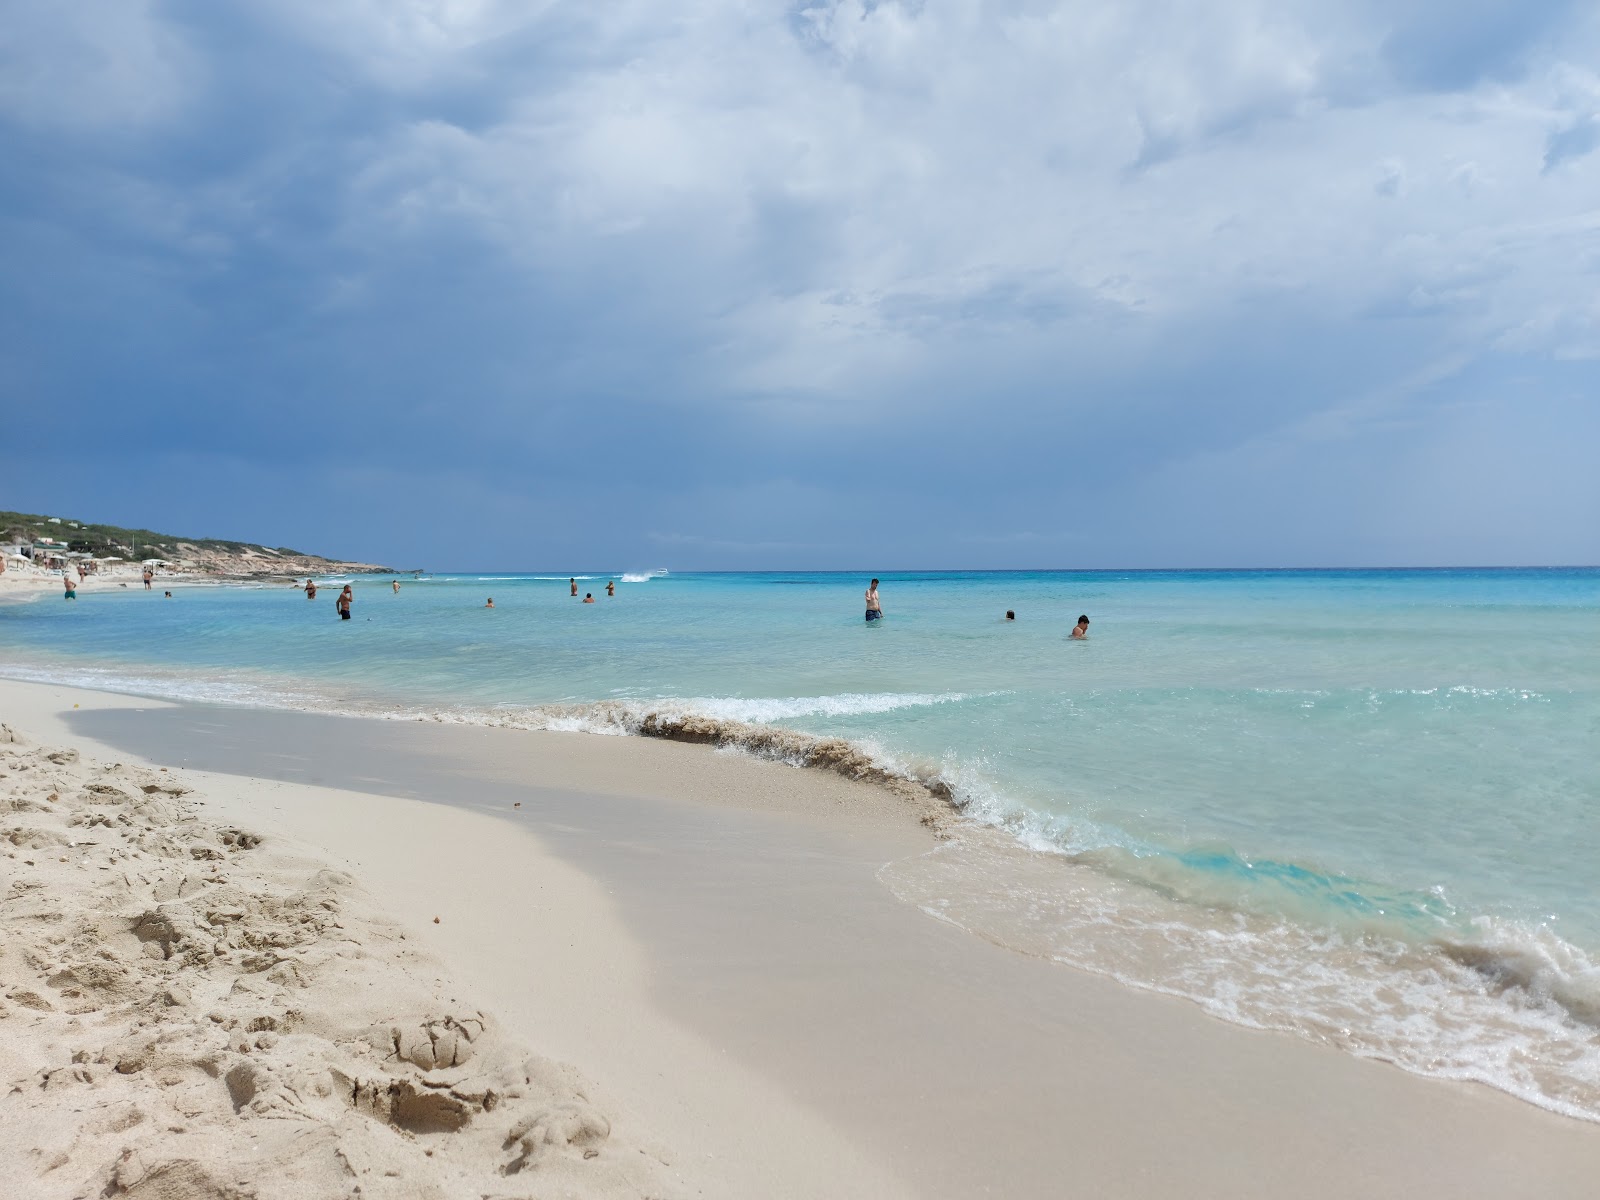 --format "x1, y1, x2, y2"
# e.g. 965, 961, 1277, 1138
865, 578, 883, 622
570, 578, 578, 597
63, 572, 77, 601
392, 580, 400, 594
143, 566, 153, 590
606, 580, 615, 597
583, 592, 595, 604
1071, 615, 1090, 639
337, 585, 353, 620
306, 579, 318, 600
485, 597, 495, 608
